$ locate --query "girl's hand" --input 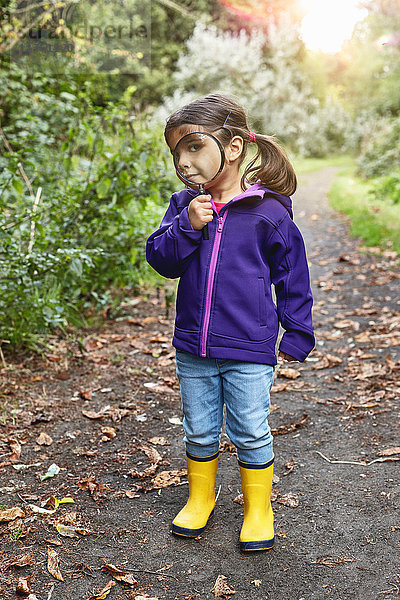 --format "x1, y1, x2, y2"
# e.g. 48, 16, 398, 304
188, 195, 213, 230
278, 351, 296, 362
